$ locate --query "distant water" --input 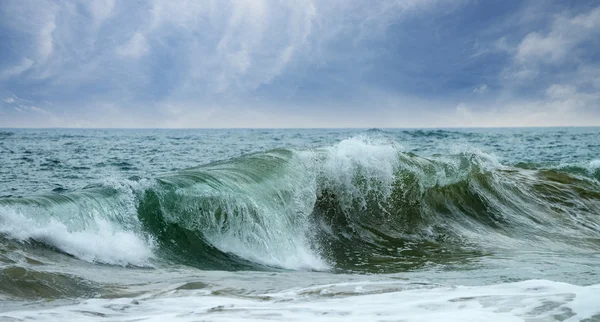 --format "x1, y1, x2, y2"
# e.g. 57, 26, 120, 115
1, 128, 599, 321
